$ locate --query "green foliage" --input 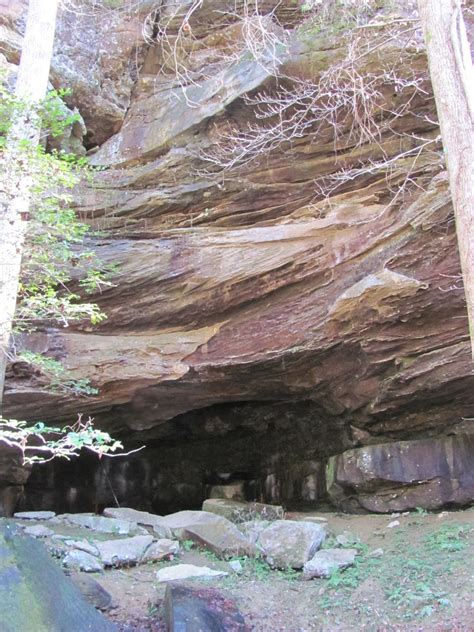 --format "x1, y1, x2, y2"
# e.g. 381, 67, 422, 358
0, 416, 124, 464
181, 540, 195, 552
1, 77, 116, 395
0, 83, 79, 146
16, 351, 98, 396
0, 76, 127, 462
424, 524, 469, 553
